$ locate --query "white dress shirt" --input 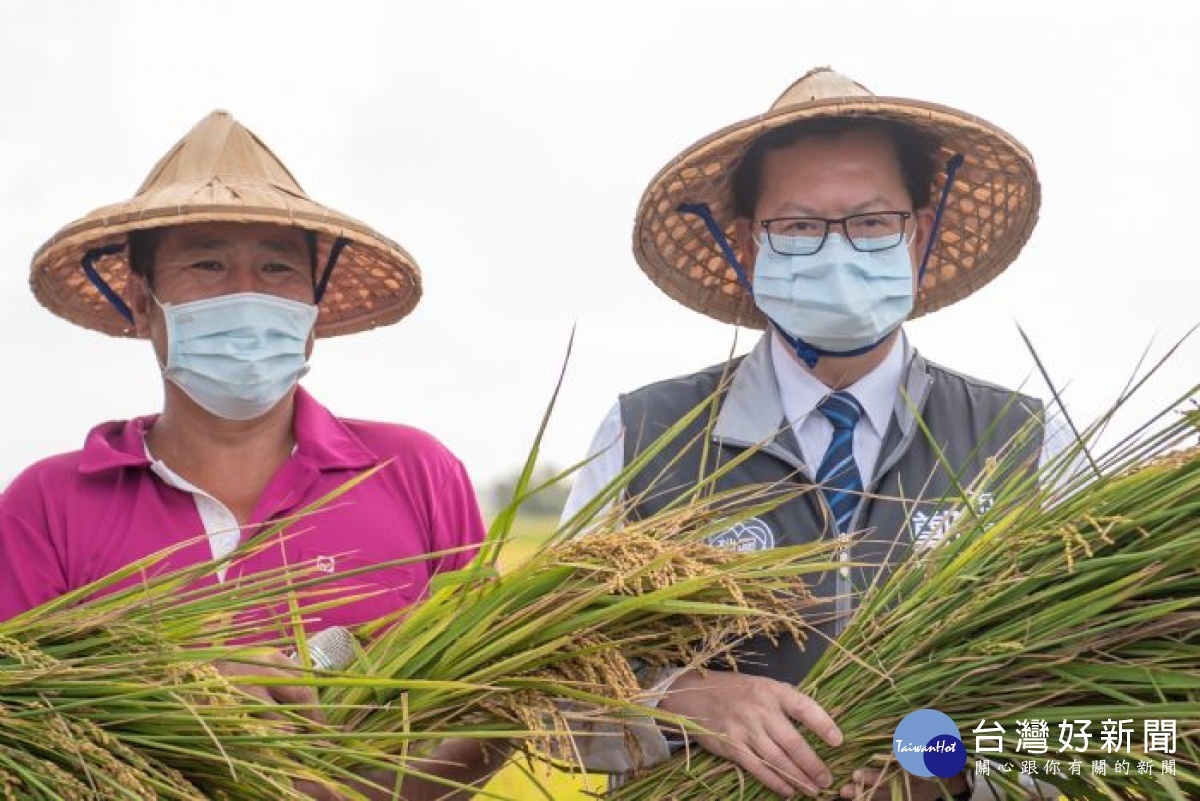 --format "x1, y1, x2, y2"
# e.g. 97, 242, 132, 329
771, 329, 903, 487
564, 332, 905, 521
